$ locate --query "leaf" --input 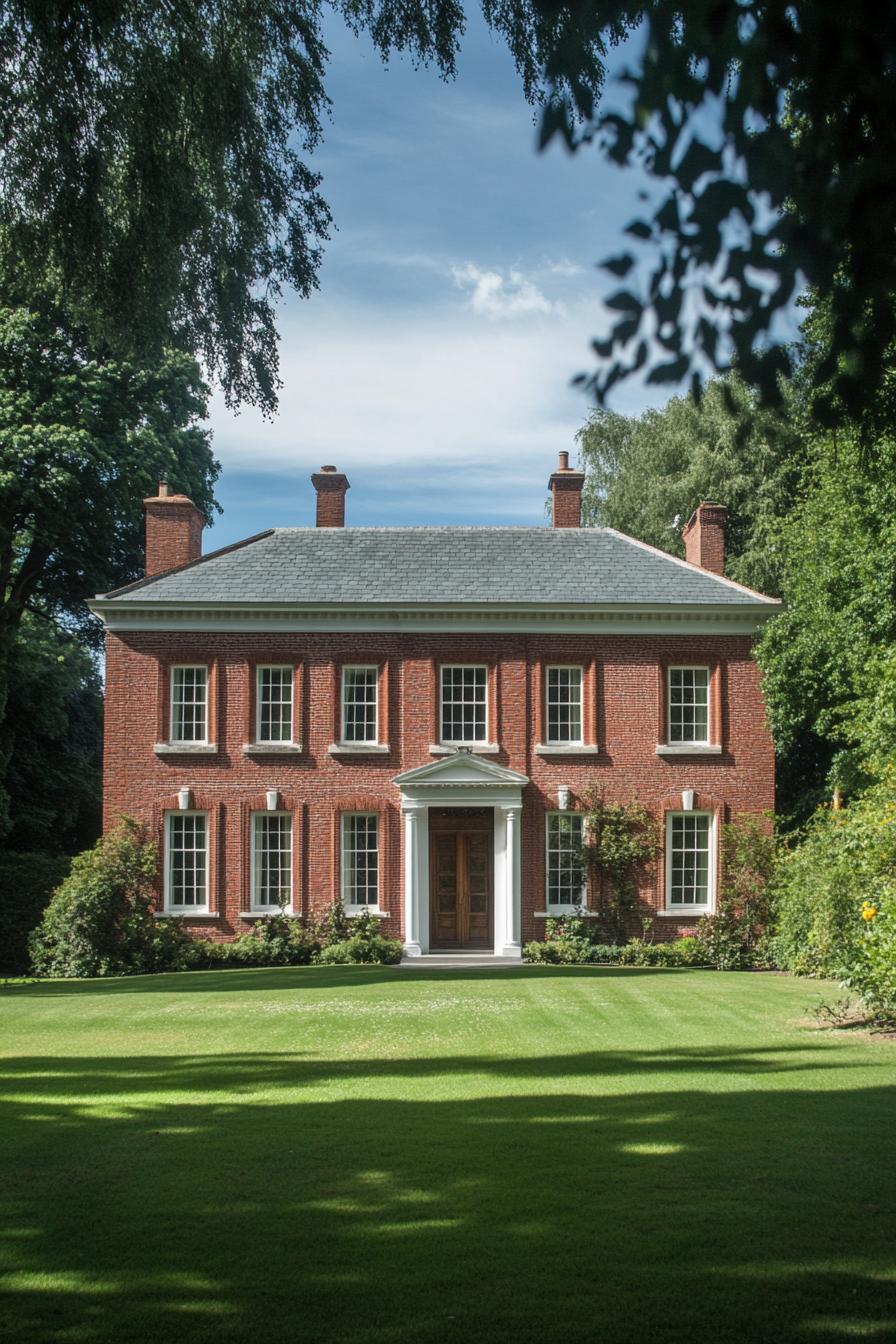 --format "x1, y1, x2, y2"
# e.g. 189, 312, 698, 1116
601, 254, 635, 278
605, 291, 642, 315
647, 354, 690, 384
